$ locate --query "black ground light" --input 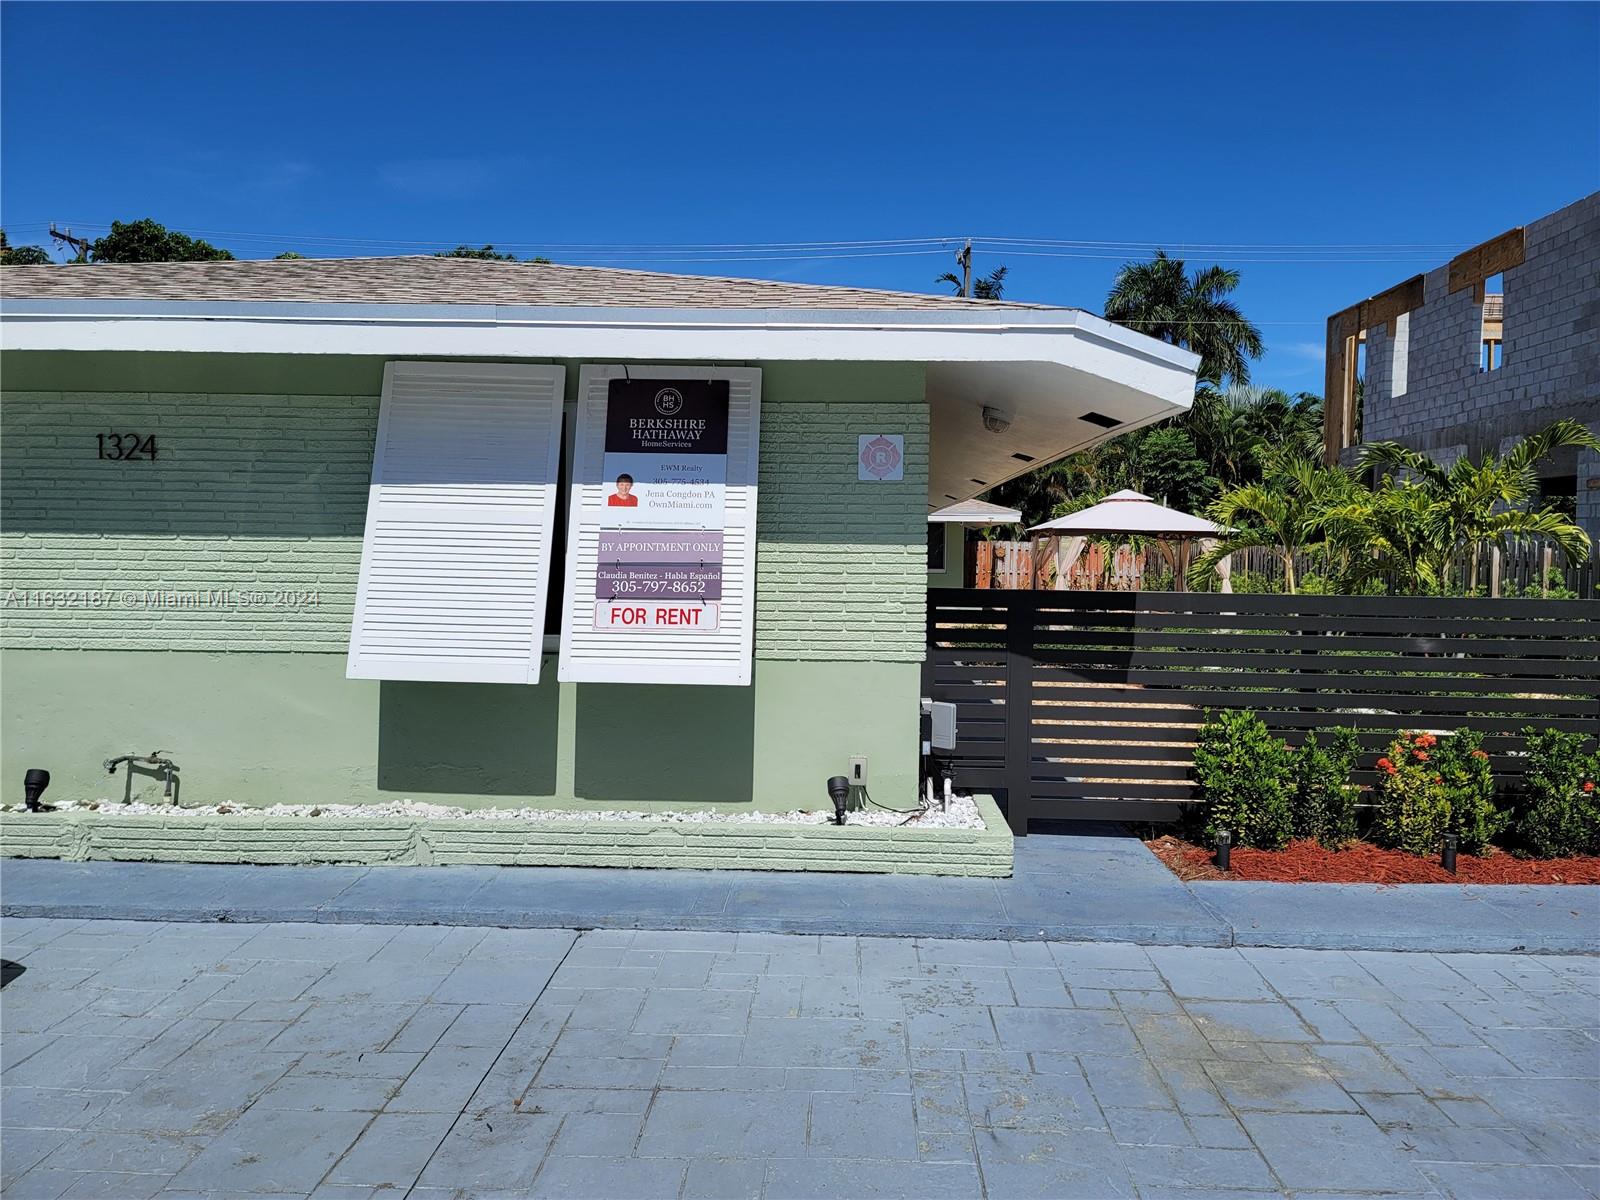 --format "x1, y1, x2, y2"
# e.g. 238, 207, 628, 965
1441, 833, 1459, 875
1214, 828, 1232, 872
23, 768, 50, 812
827, 776, 851, 825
